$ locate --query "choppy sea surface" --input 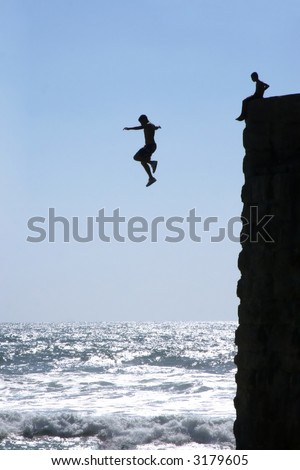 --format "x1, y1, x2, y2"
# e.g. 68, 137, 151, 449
0, 322, 237, 450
